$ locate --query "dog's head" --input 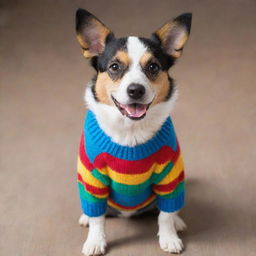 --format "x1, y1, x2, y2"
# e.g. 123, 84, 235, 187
76, 8, 192, 121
